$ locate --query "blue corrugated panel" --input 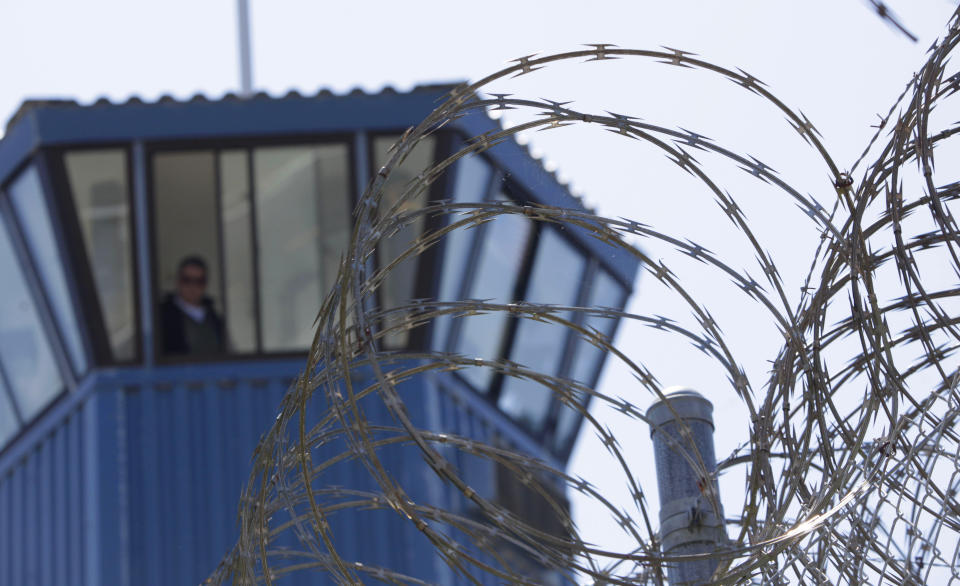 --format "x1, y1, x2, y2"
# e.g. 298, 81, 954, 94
112, 367, 303, 585
1, 358, 579, 585
0, 468, 9, 585
7, 470, 16, 585
68, 411, 84, 585
171, 385, 192, 584
14, 457, 26, 585
27, 447, 40, 584
155, 385, 174, 585
94, 389, 123, 586
0, 411, 93, 586
39, 438, 53, 585
0, 399, 97, 586
202, 383, 228, 576
53, 422, 68, 586
123, 385, 144, 584
186, 386, 209, 576
137, 384, 162, 586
